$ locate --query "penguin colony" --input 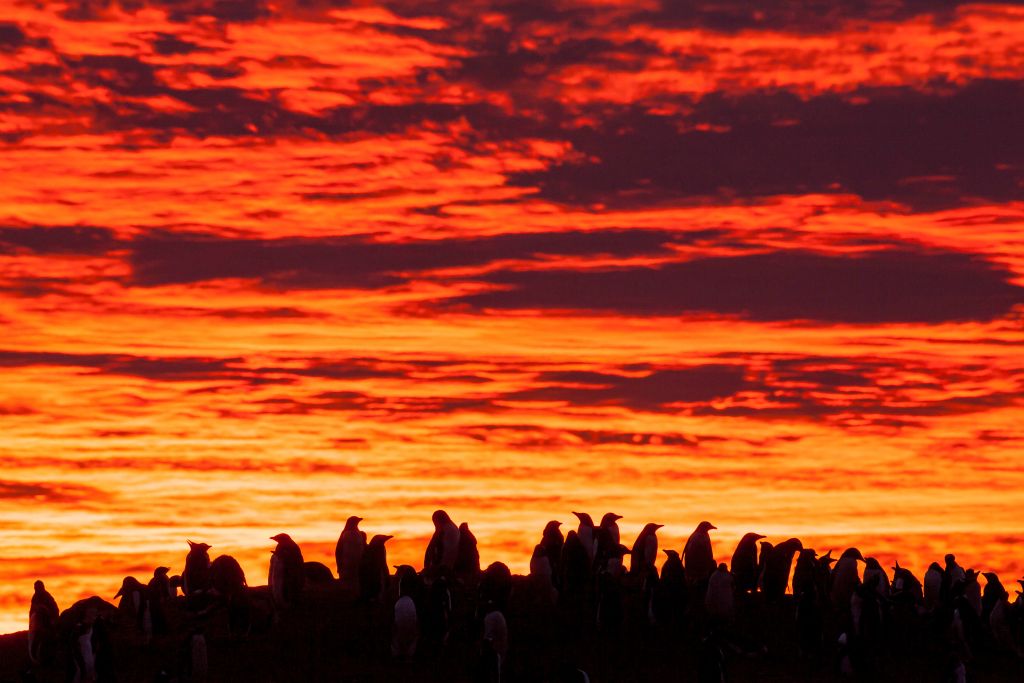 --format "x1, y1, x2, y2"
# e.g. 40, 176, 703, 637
13, 514, 1024, 682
